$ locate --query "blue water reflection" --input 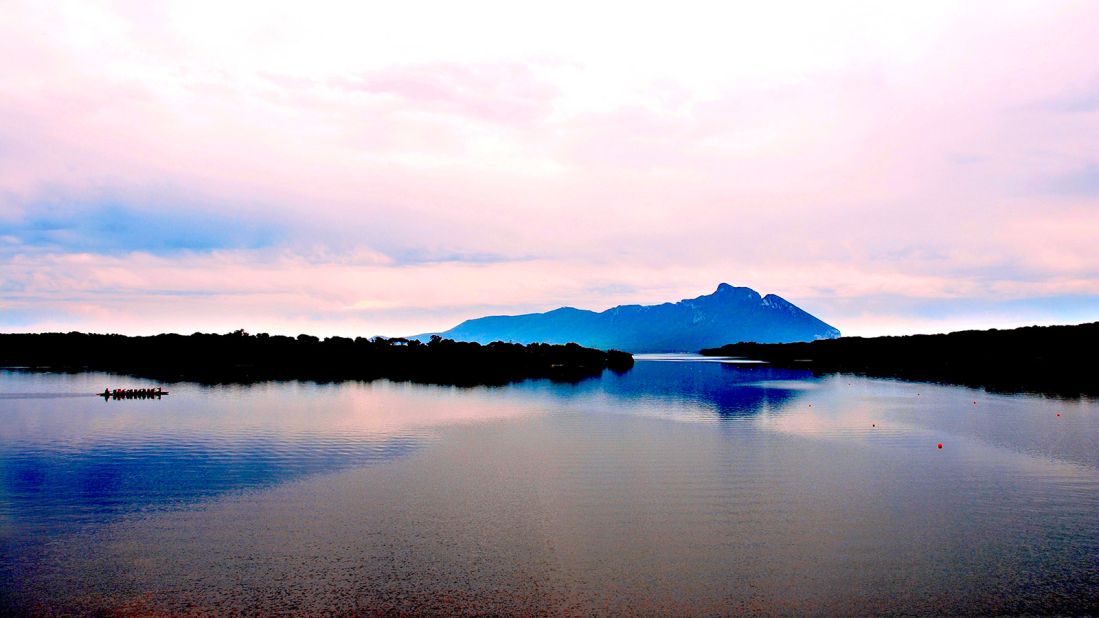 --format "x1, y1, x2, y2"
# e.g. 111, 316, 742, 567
1, 436, 420, 534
